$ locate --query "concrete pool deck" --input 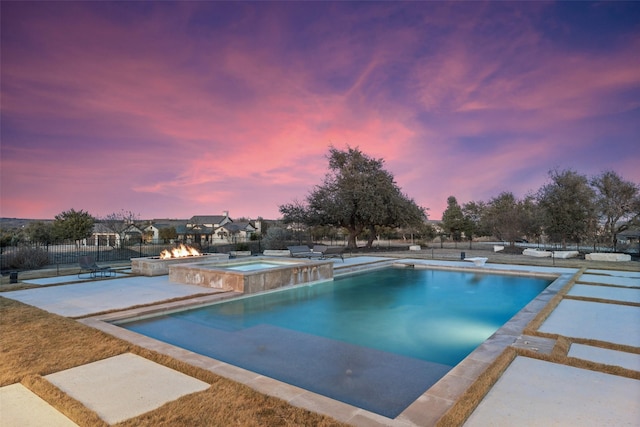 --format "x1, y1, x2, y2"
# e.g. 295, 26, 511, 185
1, 257, 638, 426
